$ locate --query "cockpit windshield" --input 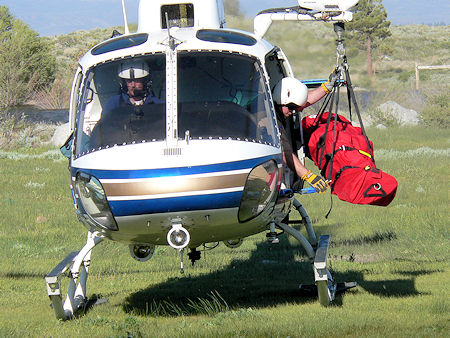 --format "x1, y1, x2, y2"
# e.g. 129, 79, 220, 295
75, 54, 166, 156
177, 52, 278, 145
75, 51, 279, 156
